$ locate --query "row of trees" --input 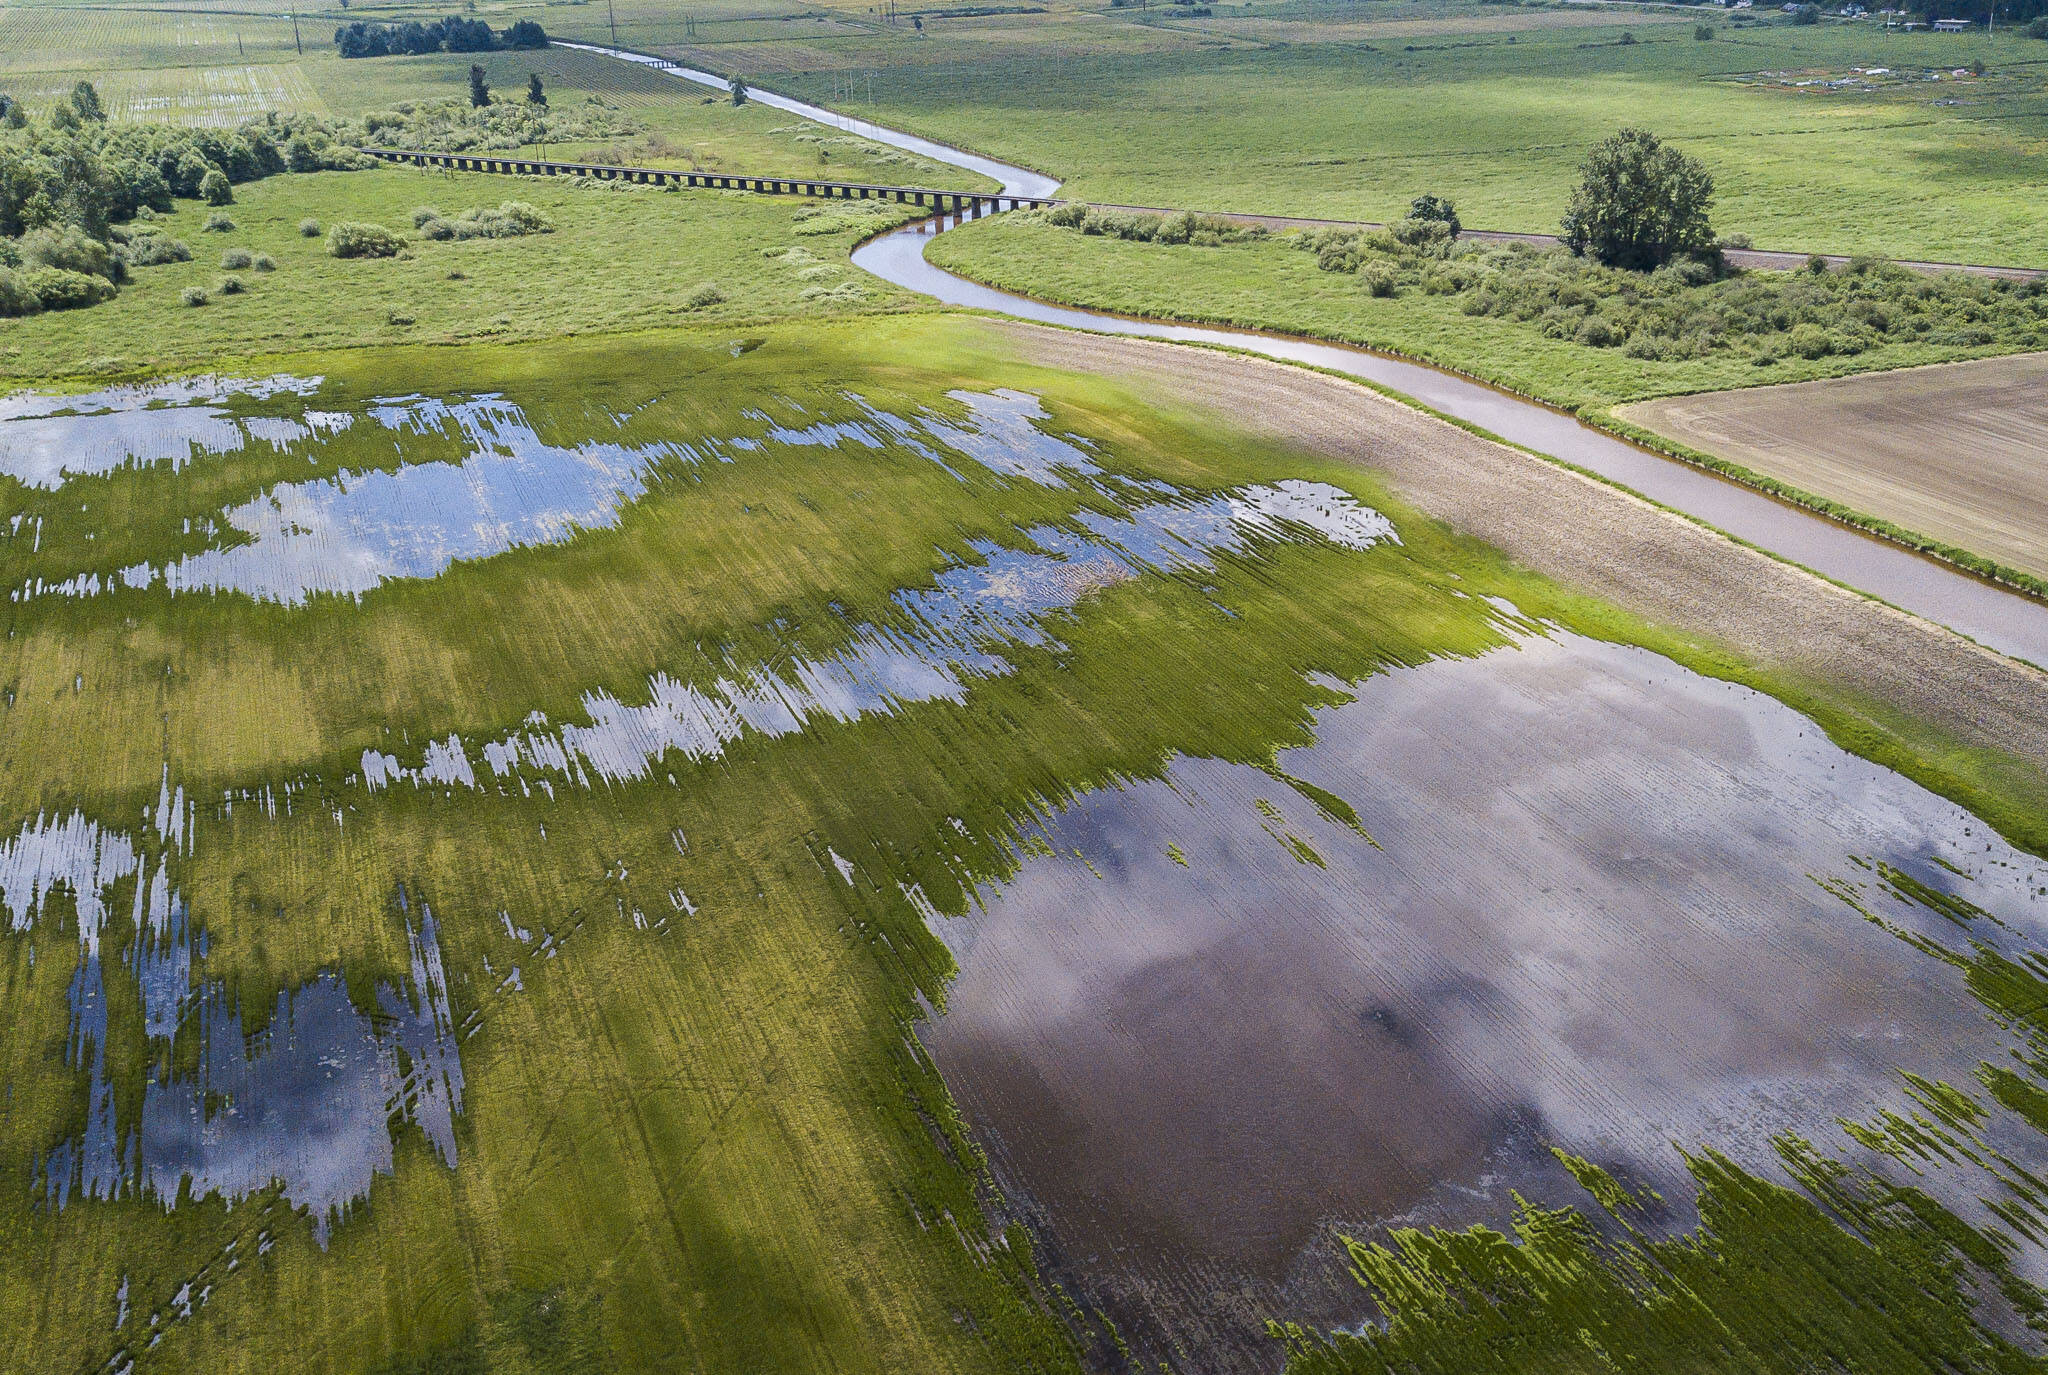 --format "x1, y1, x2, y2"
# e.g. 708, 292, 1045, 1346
334, 16, 548, 58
